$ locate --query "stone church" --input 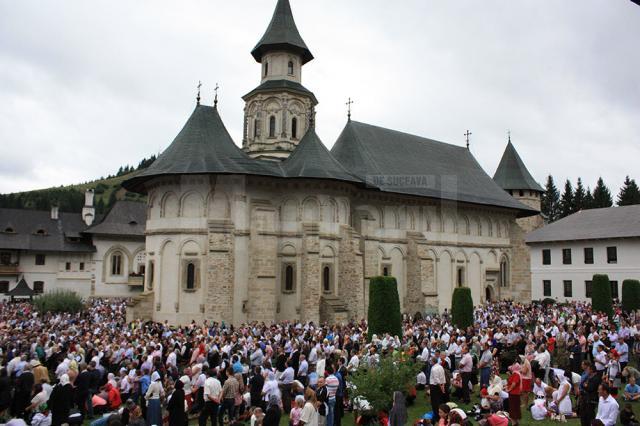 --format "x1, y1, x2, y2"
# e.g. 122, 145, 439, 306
124, 0, 543, 325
